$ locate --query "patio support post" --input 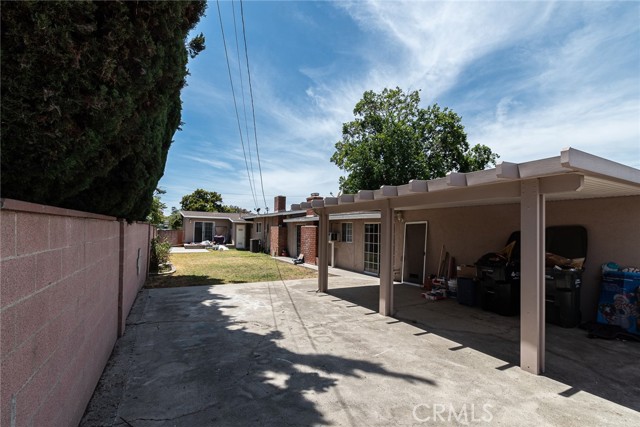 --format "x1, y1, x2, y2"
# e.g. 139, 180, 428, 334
318, 210, 329, 293
379, 201, 394, 316
520, 179, 546, 374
